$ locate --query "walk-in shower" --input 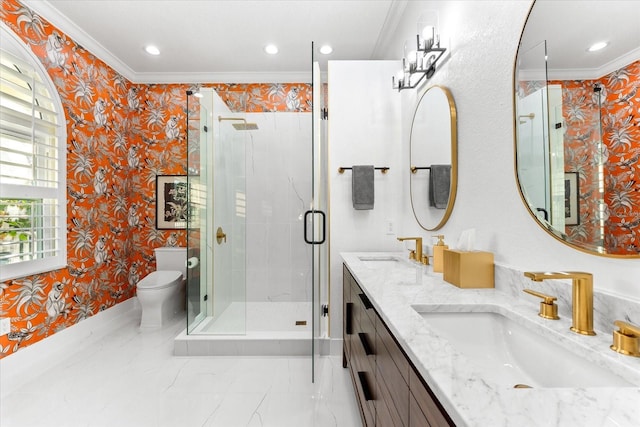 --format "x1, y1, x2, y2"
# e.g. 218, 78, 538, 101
176, 64, 328, 377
